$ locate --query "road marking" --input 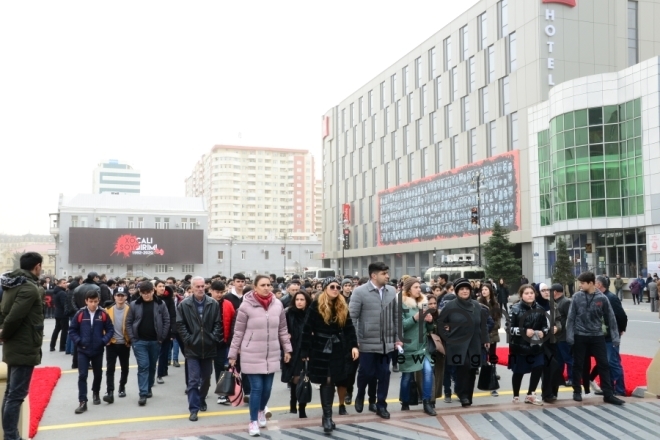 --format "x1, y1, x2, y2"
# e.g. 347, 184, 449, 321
39, 388, 575, 431
628, 320, 660, 324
